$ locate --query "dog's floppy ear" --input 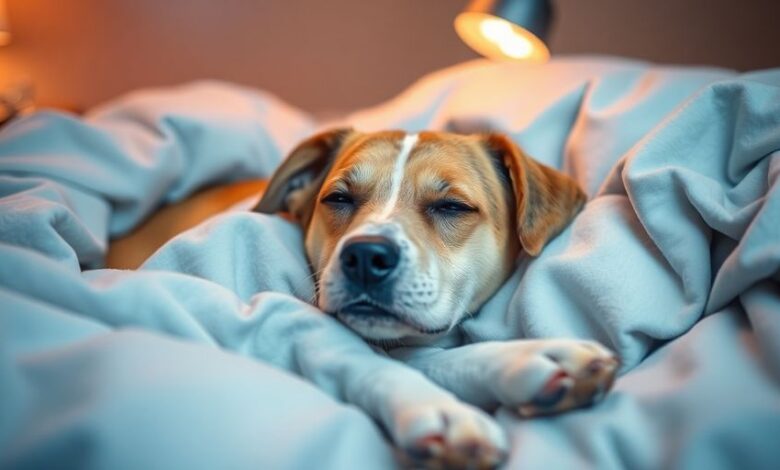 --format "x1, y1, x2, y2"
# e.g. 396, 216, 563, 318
254, 128, 354, 224
482, 134, 586, 256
